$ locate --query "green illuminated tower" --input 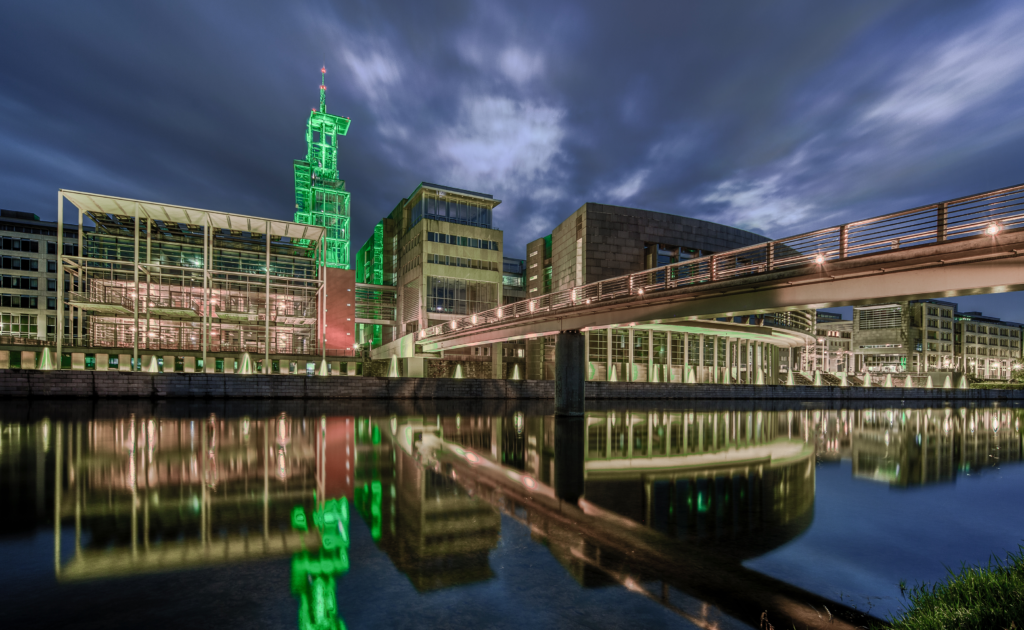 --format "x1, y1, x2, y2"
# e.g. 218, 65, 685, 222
294, 67, 352, 269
